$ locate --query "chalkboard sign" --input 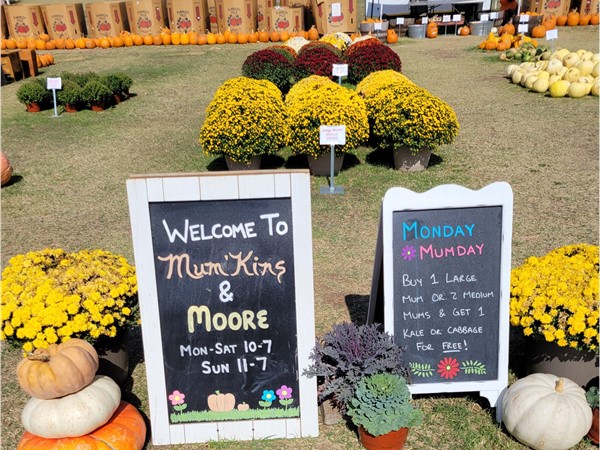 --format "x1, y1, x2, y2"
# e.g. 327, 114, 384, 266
369, 183, 513, 415
127, 171, 318, 445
